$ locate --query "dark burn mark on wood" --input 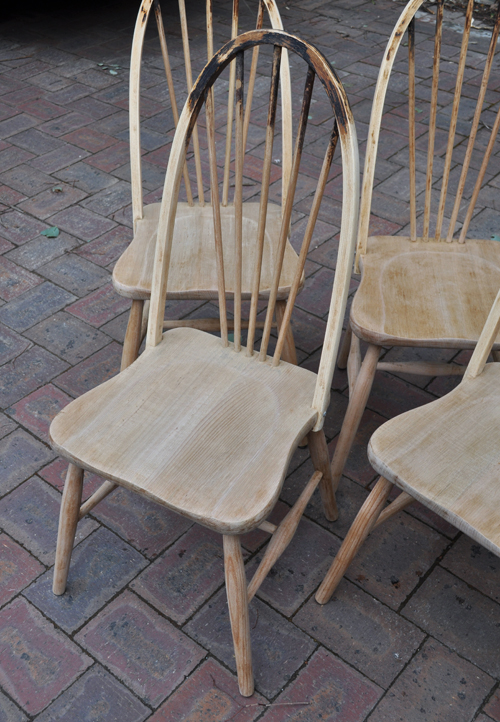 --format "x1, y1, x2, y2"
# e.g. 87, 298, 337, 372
183, 30, 352, 148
